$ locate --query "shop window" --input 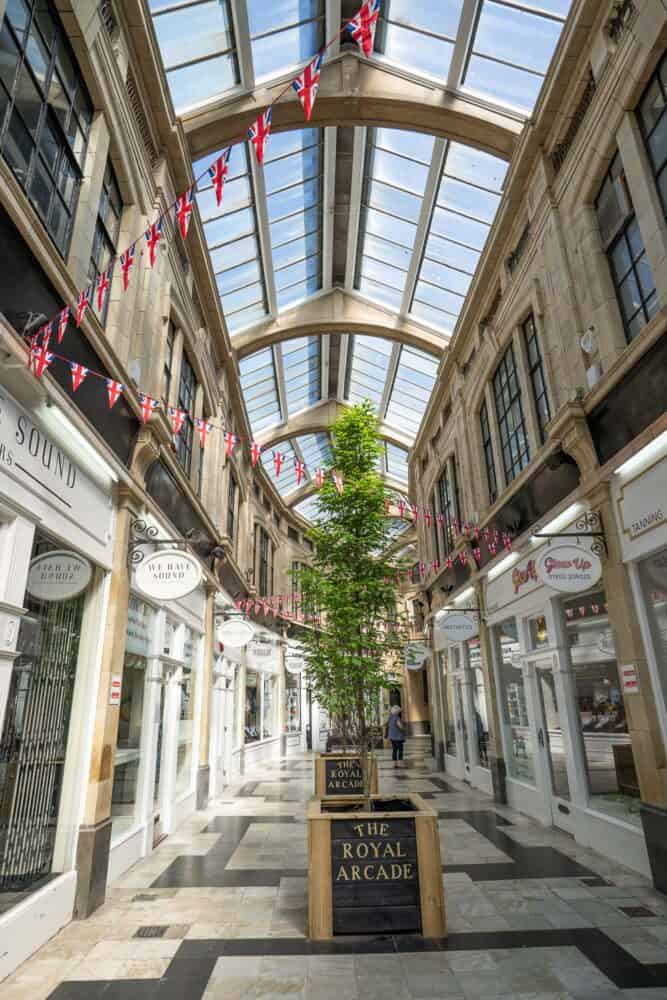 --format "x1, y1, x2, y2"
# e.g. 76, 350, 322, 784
479, 398, 498, 505
175, 629, 198, 799
468, 639, 489, 768
595, 151, 657, 342
163, 321, 175, 404
88, 157, 122, 326
637, 546, 667, 711
442, 649, 457, 756
496, 617, 535, 784
176, 351, 196, 476
431, 491, 441, 563
245, 670, 260, 742
493, 342, 530, 485
286, 671, 301, 732
563, 589, 640, 824
0, 532, 85, 891
0, 0, 92, 254
638, 51, 667, 221
522, 314, 551, 443
262, 674, 275, 739
257, 525, 272, 597
437, 456, 460, 555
